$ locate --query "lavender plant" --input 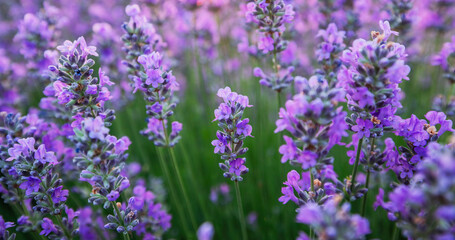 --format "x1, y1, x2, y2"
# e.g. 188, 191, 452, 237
247, 0, 296, 92
376, 142, 455, 239
338, 20, 410, 199
212, 86, 252, 239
